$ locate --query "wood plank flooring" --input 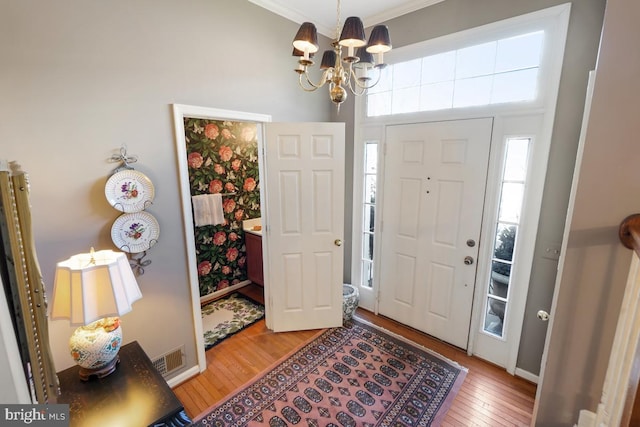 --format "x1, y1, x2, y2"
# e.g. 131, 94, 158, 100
172, 284, 536, 425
